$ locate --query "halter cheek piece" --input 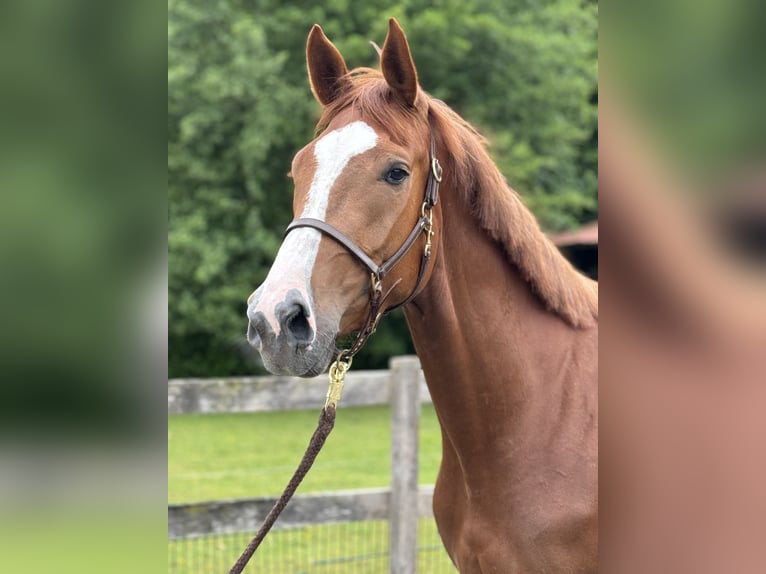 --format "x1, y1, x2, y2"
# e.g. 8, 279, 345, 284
284, 133, 443, 360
